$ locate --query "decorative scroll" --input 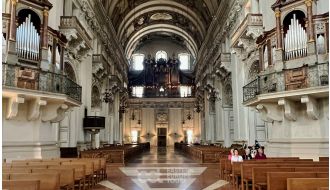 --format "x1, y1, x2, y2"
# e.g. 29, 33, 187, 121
16, 15, 40, 61
284, 14, 307, 60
